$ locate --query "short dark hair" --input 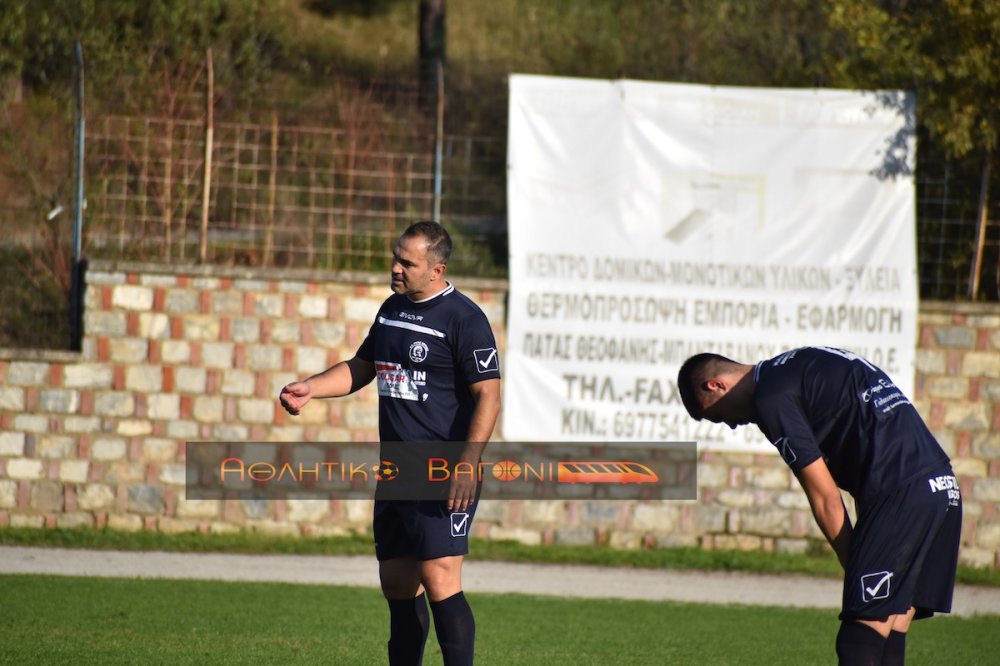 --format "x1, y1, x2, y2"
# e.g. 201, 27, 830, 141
677, 353, 736, 420
401, 220, 452, 265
